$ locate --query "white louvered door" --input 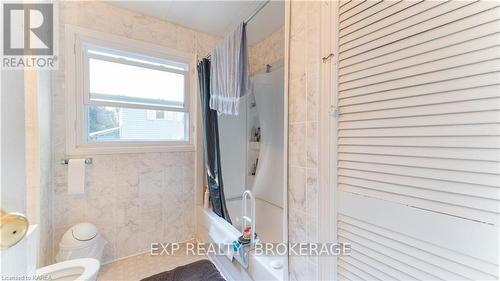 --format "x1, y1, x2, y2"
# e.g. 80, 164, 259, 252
333, 1, 500, 280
